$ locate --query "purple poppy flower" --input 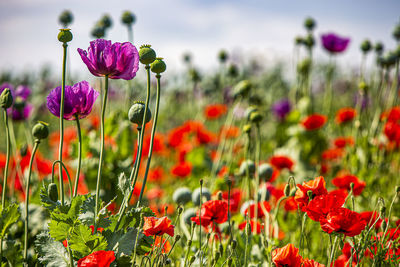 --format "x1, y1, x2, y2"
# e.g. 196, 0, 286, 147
77, 39, 139, 80
0, 83, 14, 95
321, 33, 350, 54
12, 104, 33, 121
47, 80, 99, 120
2, 84, 33, 121
272, 99, 291, 120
